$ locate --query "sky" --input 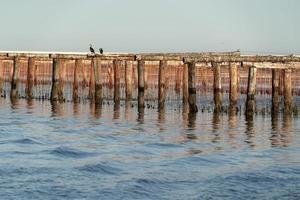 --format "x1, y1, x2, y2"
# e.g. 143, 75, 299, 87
0, 0, 299, 54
